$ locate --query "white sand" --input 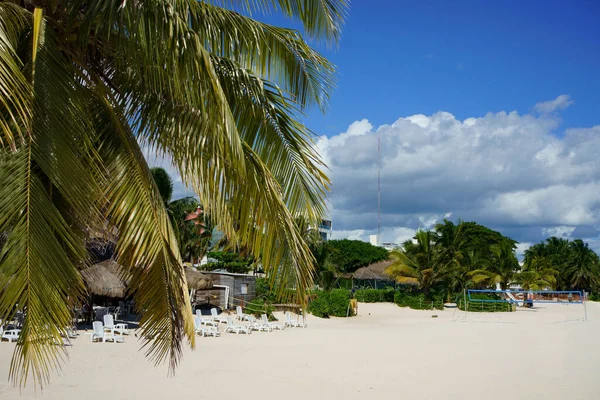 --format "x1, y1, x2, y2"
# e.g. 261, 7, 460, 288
1, 302, 599, 399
